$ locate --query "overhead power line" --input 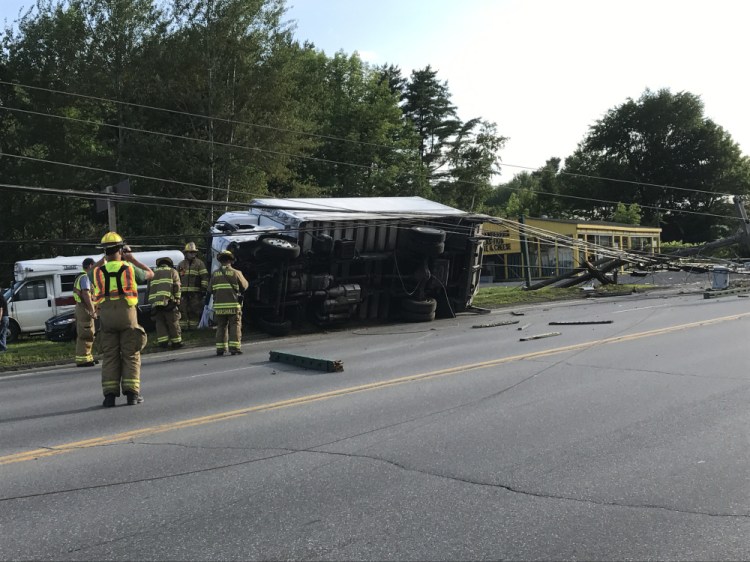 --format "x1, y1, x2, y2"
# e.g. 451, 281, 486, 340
0, 148, 740, 224
1, 79, 741, 200
0, 106, 374, 171
0, 79, 401, 151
